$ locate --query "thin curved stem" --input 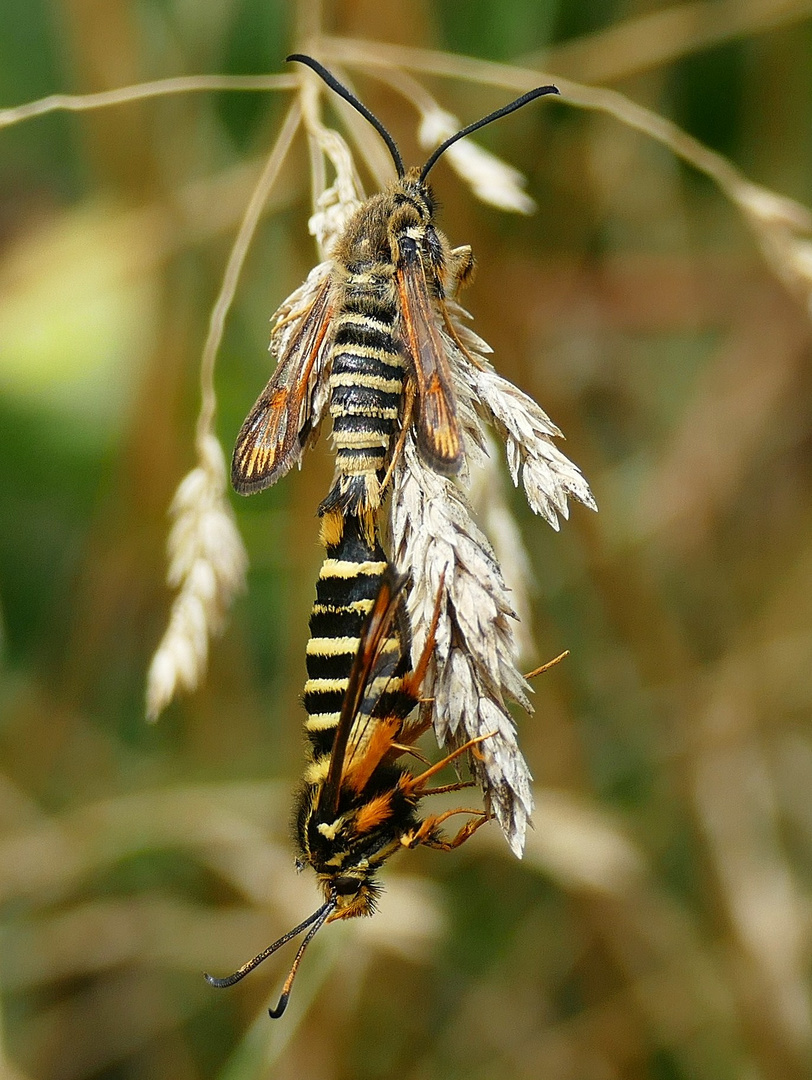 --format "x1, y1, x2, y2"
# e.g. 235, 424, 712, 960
0, 75, 296, 130
324, 36, 811, 222
195, 98, 302, 447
